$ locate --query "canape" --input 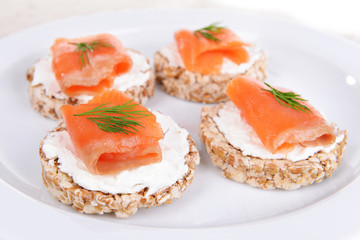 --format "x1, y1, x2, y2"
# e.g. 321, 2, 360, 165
154, 23, 268, 103
40, 90, 199, 217
27, 33, 155, 120
200, 76, 347, 190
